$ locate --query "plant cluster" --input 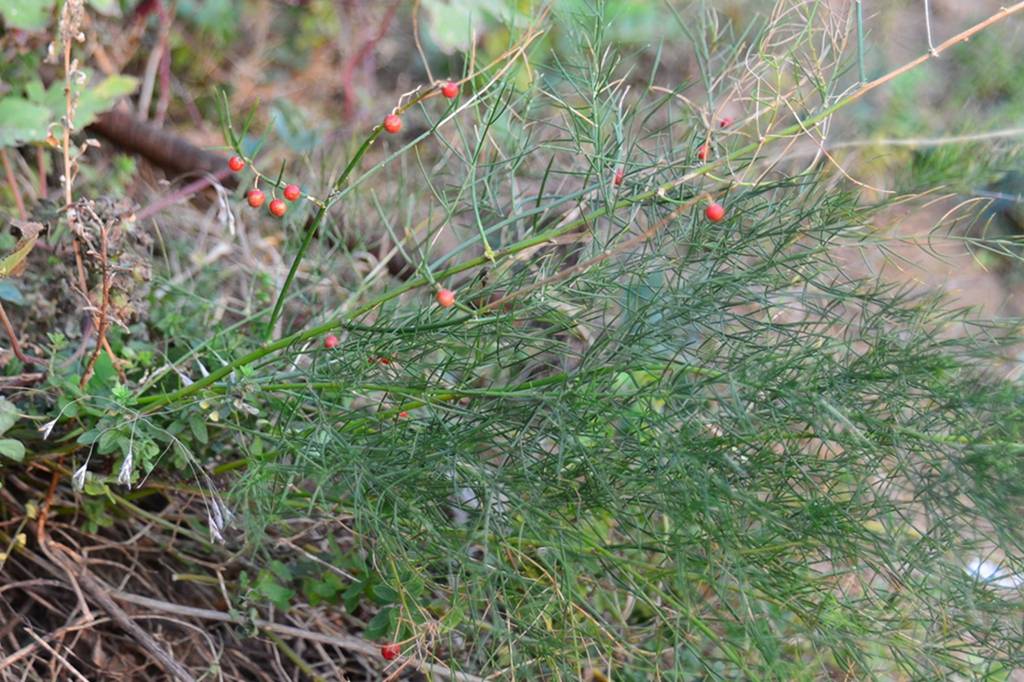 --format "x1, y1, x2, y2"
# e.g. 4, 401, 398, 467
1, 1, 1023, 680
